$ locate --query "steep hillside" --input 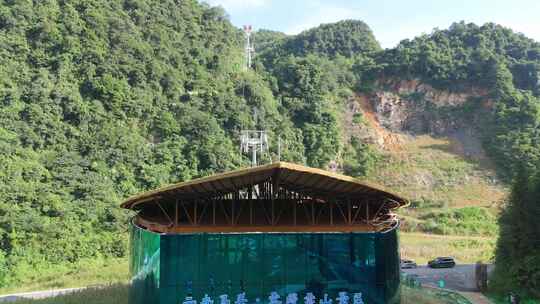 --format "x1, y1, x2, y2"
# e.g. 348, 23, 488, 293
255, 22, 540, 243
258, 21, 540, 177
374, 22, 540, 175
346, 81, 506, 207
344, 84, 506, 237
1, 0, 539, 291
0, 1, 391, 289
0, 0, 311, 287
